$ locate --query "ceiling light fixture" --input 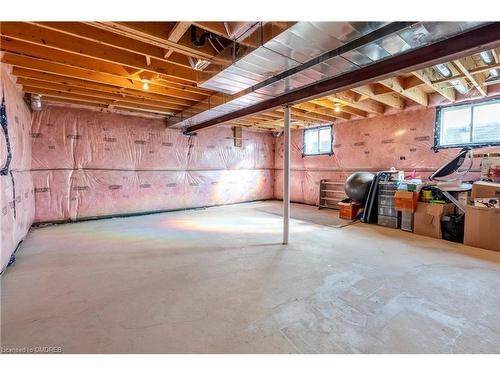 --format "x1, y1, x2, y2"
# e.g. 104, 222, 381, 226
479, 51, 493, 65
485, 69, 500, 86
142, 79, 150, 91
334, 103, 341, 113
450, 79, 468, 94
435, 63, 452, 78
188, 56, 211, 71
